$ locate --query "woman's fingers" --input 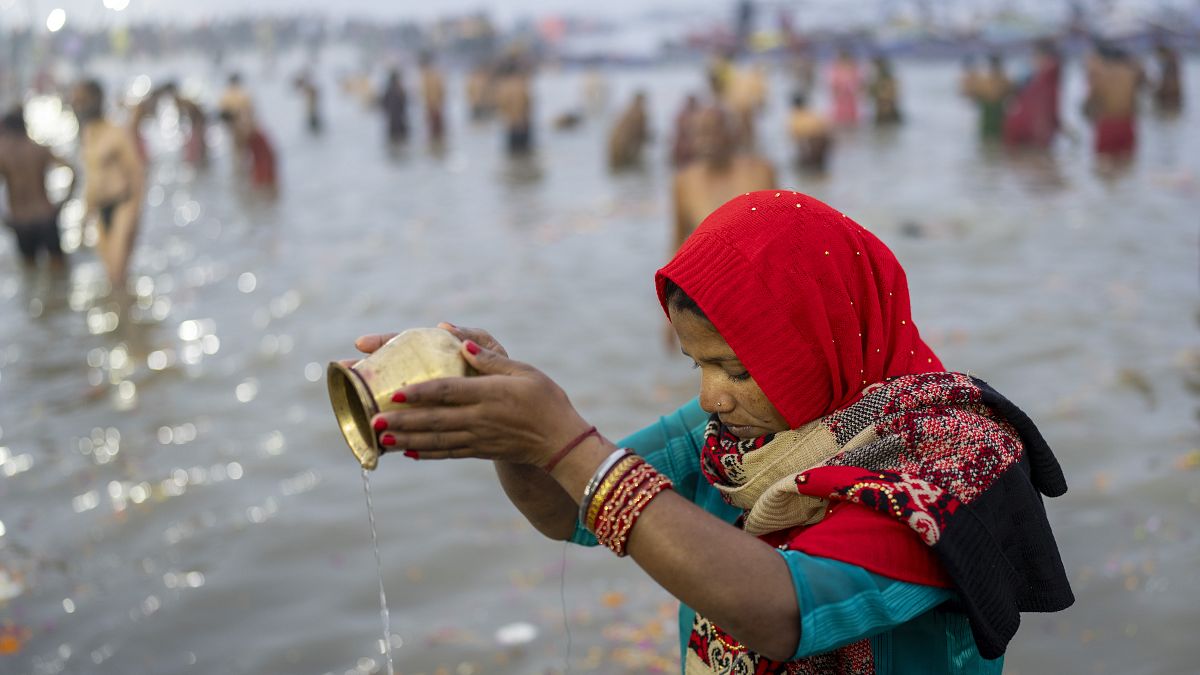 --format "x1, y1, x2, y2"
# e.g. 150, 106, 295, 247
379, 430, 476, 453
354, 333, 399, 354
460, 341, 529, 376
374, 405, 475, 432
357, 326, 510, 362
363, 336, 585, 467
436, 322, 469, 343
396, 376, 492, 406
436, 322, 509, 357
387, 346, 534, 407
400, 448, 475, 461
